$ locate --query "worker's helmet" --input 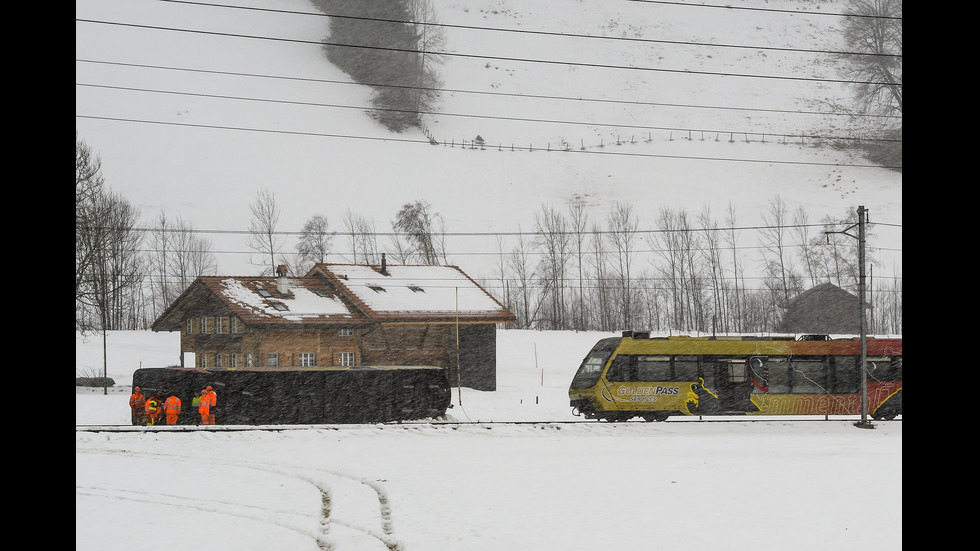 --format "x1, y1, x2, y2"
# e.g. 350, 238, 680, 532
206, 385, 213, 391
134, 386, 140, 392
